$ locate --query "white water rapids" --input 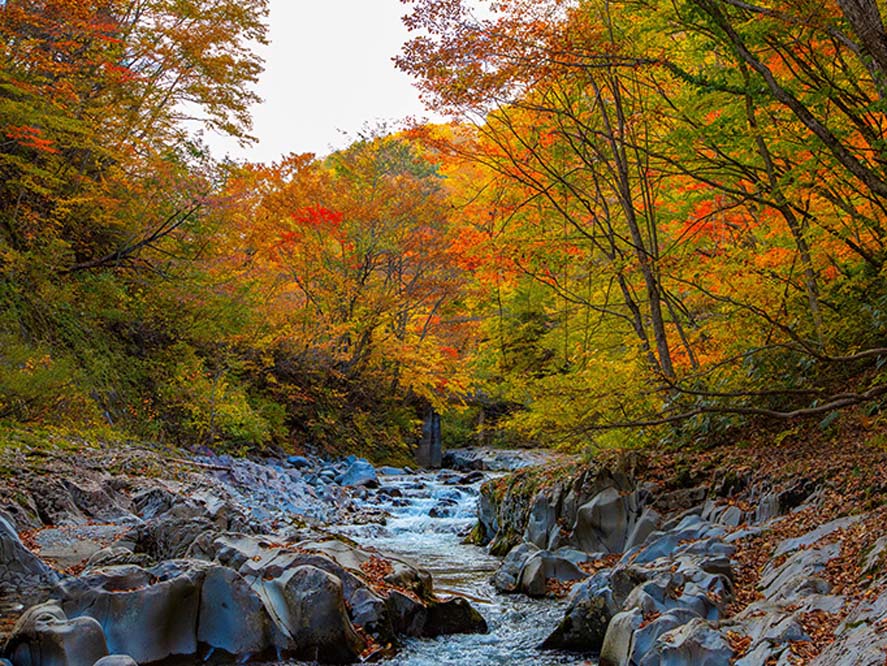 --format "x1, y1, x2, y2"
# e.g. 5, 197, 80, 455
333, 470, 596, 666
